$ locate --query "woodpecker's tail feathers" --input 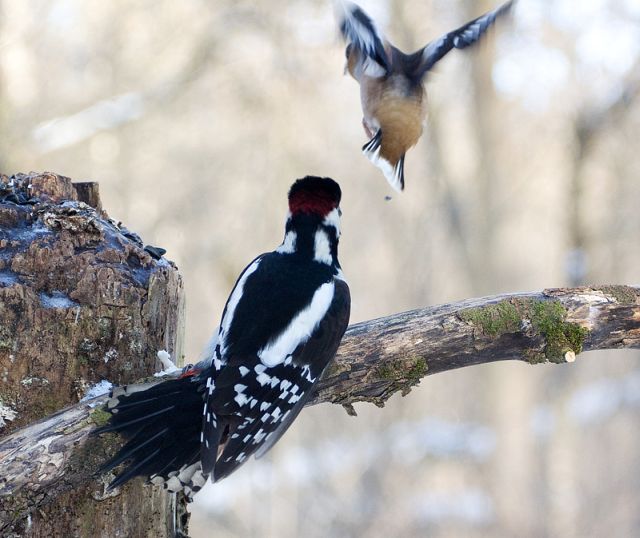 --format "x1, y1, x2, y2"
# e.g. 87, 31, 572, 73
95, 376, 209, 496
362, 130, 405, 192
